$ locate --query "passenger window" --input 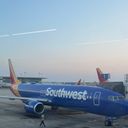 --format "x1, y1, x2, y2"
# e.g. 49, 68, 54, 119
108, 96, 114, 101
108, 95, 124, 101
118, 96, 124, 100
